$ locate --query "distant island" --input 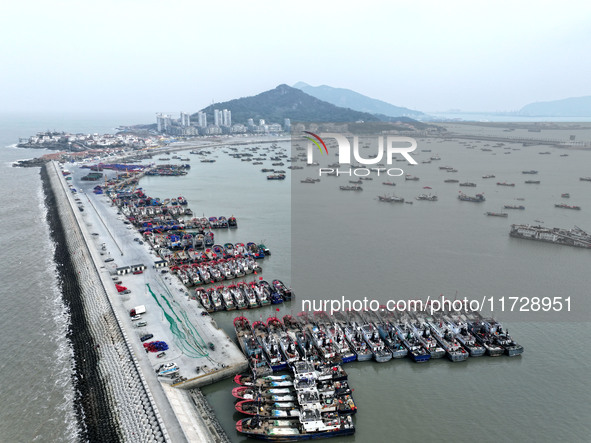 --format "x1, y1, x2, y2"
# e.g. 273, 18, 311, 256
293, 82, 424, 118
519, 96, 591, 117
